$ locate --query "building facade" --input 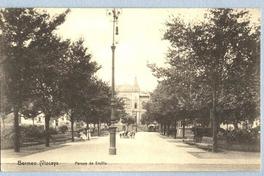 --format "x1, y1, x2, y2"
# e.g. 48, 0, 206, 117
116, 78, 150, 124
19, 113, 72, 129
